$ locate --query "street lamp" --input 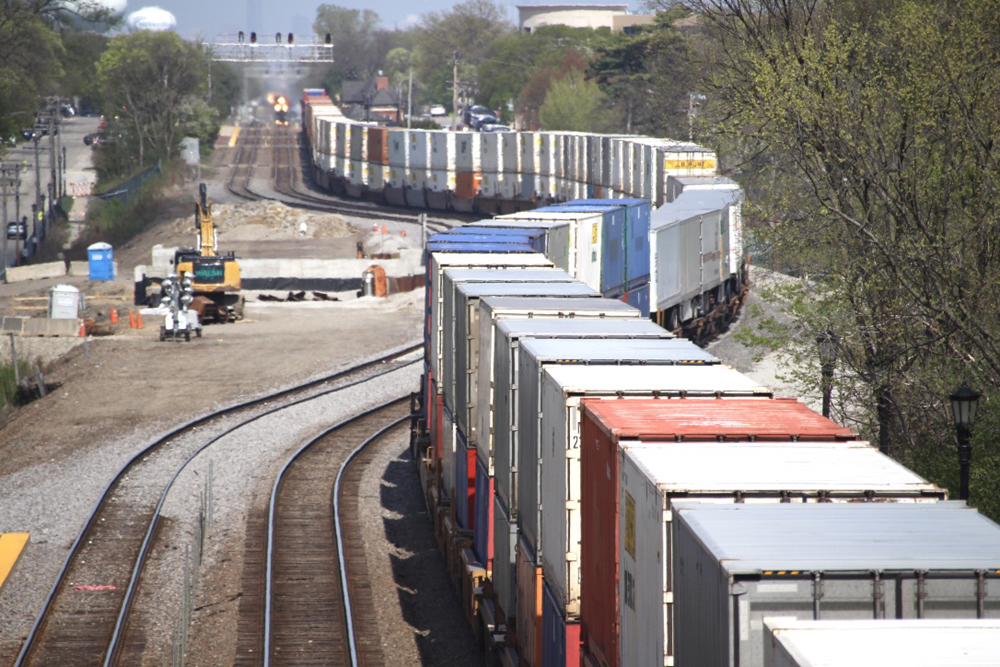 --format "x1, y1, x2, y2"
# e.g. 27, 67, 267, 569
949, 385, 981, 501
816, 329, 838, 418
688, 93, 706, 142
